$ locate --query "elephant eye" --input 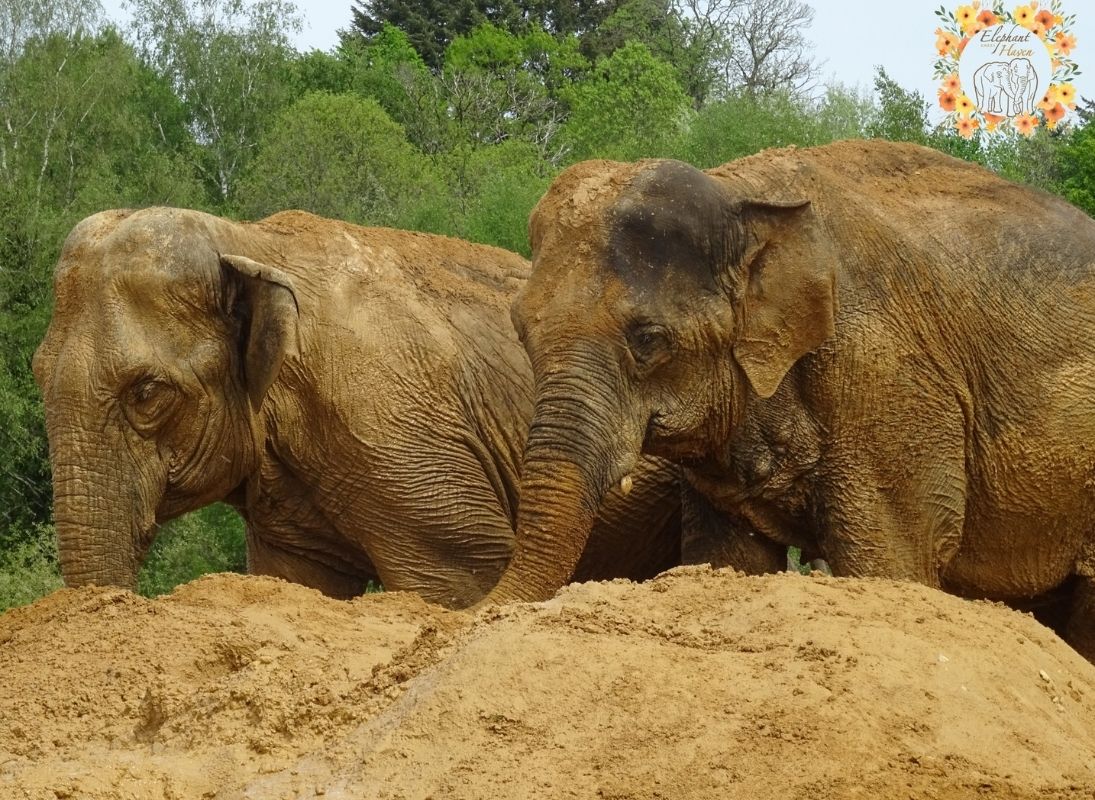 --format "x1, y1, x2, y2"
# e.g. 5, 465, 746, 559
123, 378, 179, 435
626, 322, 673, 372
